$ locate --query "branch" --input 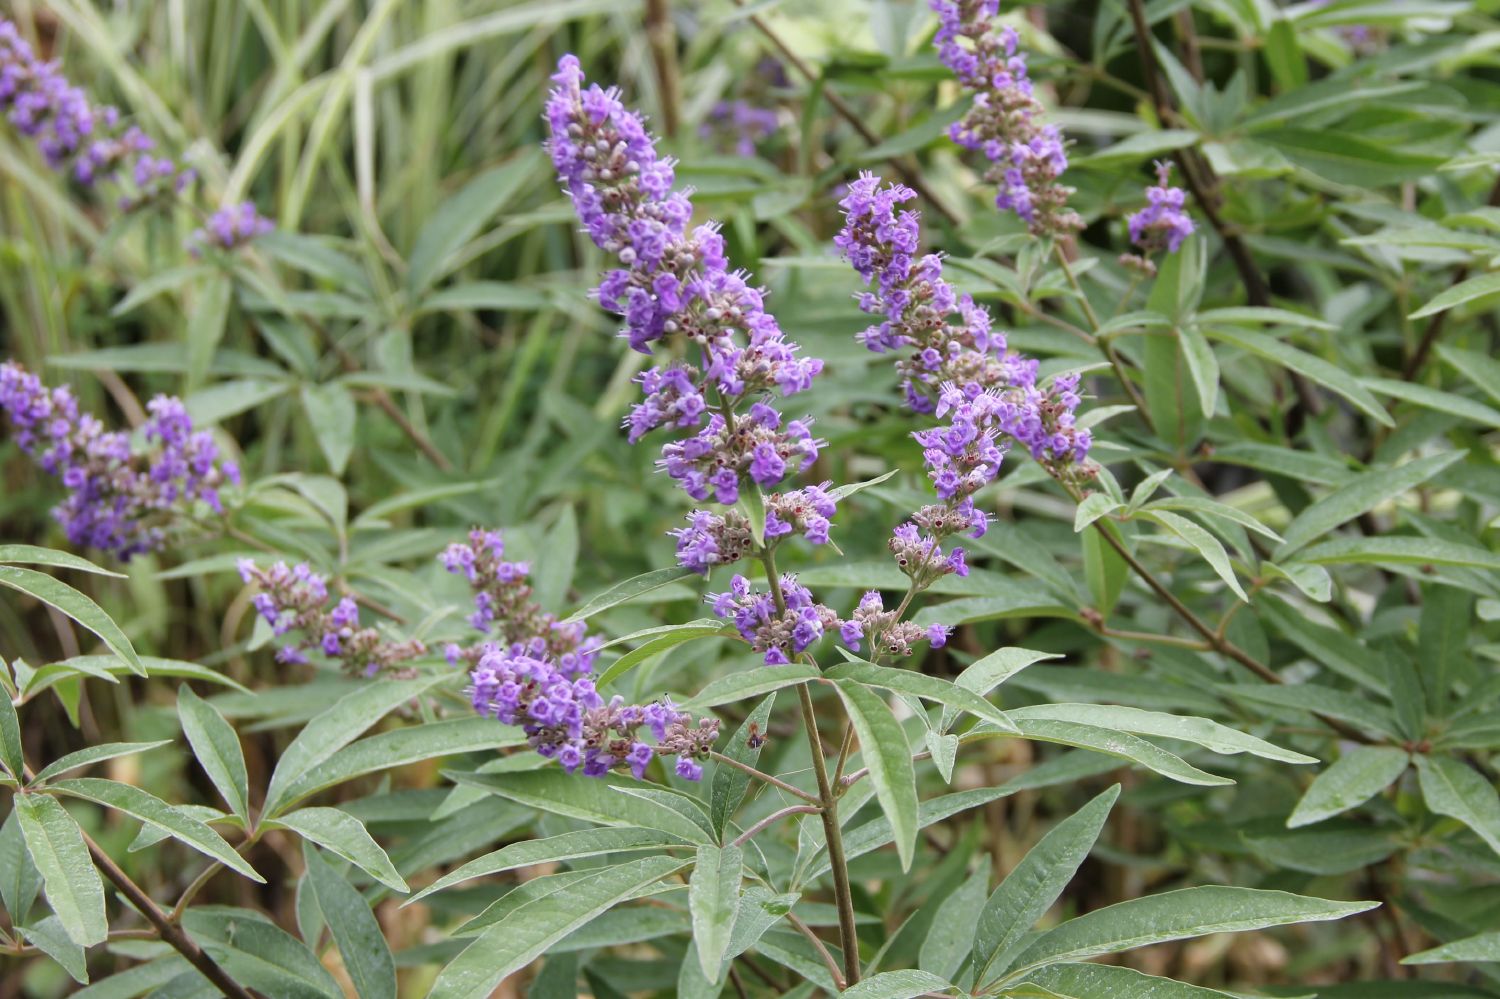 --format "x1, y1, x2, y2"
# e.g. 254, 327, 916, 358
1402, 174, 1500, 380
